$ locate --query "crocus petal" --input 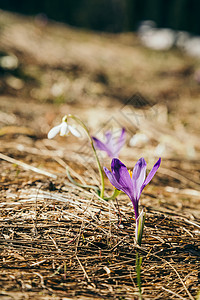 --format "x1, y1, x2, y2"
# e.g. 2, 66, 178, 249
48, 123, 62, 139
111, 158, 133, 199
132, 157, 147, 200
106, 128, 126, 158
92, 129, 125, 158
92, 137, 108, 152
103, 167, 123, 191
105, 131, 112, 144
92, 137, 113, 157
116, 128, 126, 152
68, 125, 81, 137
104, 131, 116, 156
60, 122, 69, 136
142, 157, 161, 189
105, 134, 115, 151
